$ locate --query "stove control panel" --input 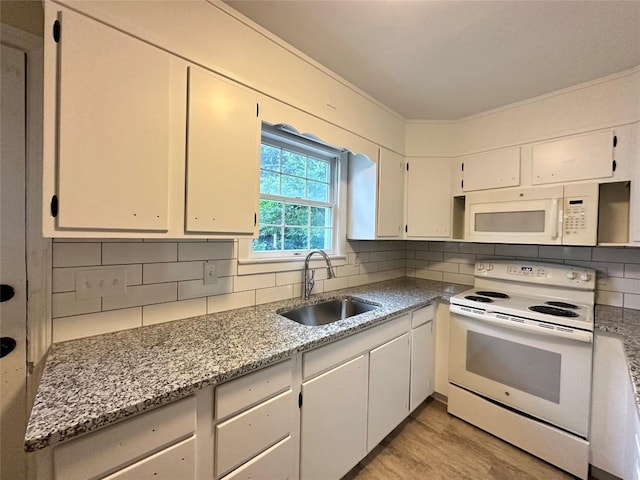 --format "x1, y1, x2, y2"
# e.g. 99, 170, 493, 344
506, 265, 547, 277
474, 260, 596, 289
